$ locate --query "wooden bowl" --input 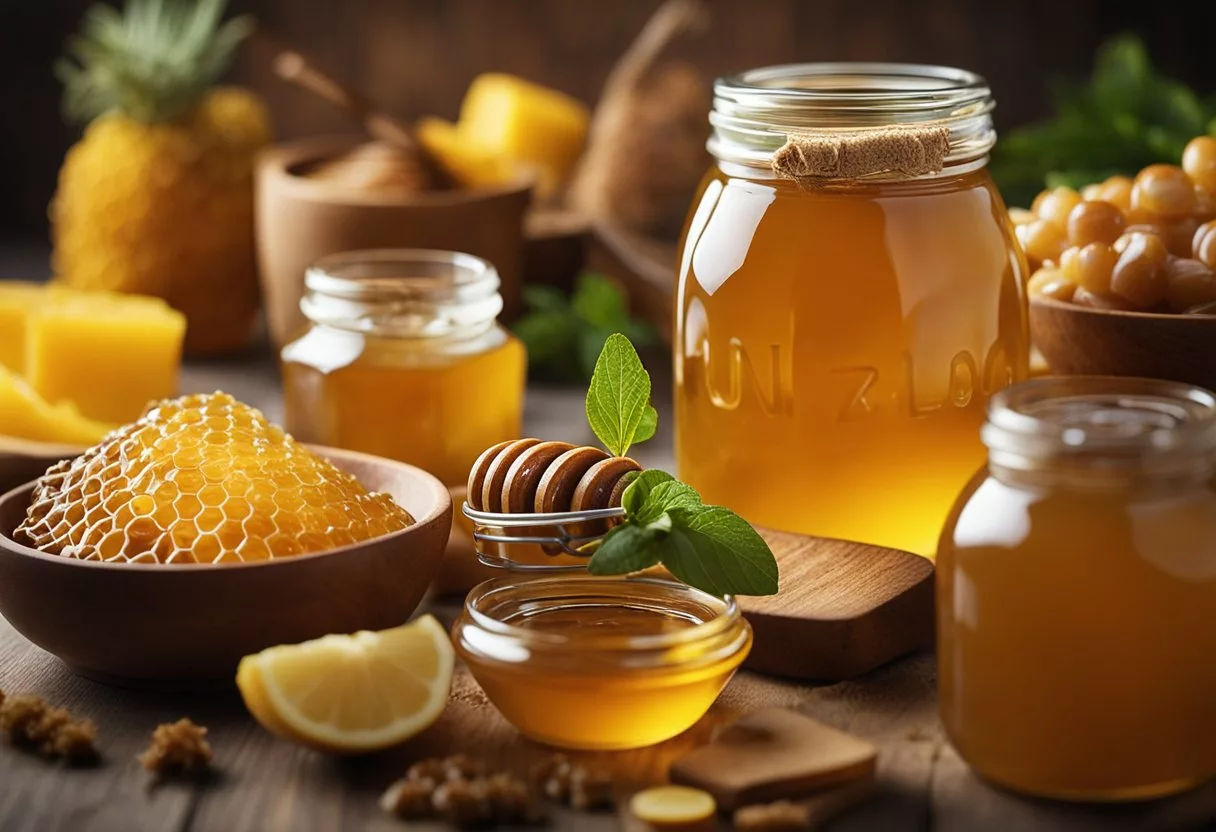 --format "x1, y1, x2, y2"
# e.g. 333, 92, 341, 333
1030, 297, 1216, 391
256, 136, 532, 349
0, 436, 85, 497
0, 445, 452, 684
